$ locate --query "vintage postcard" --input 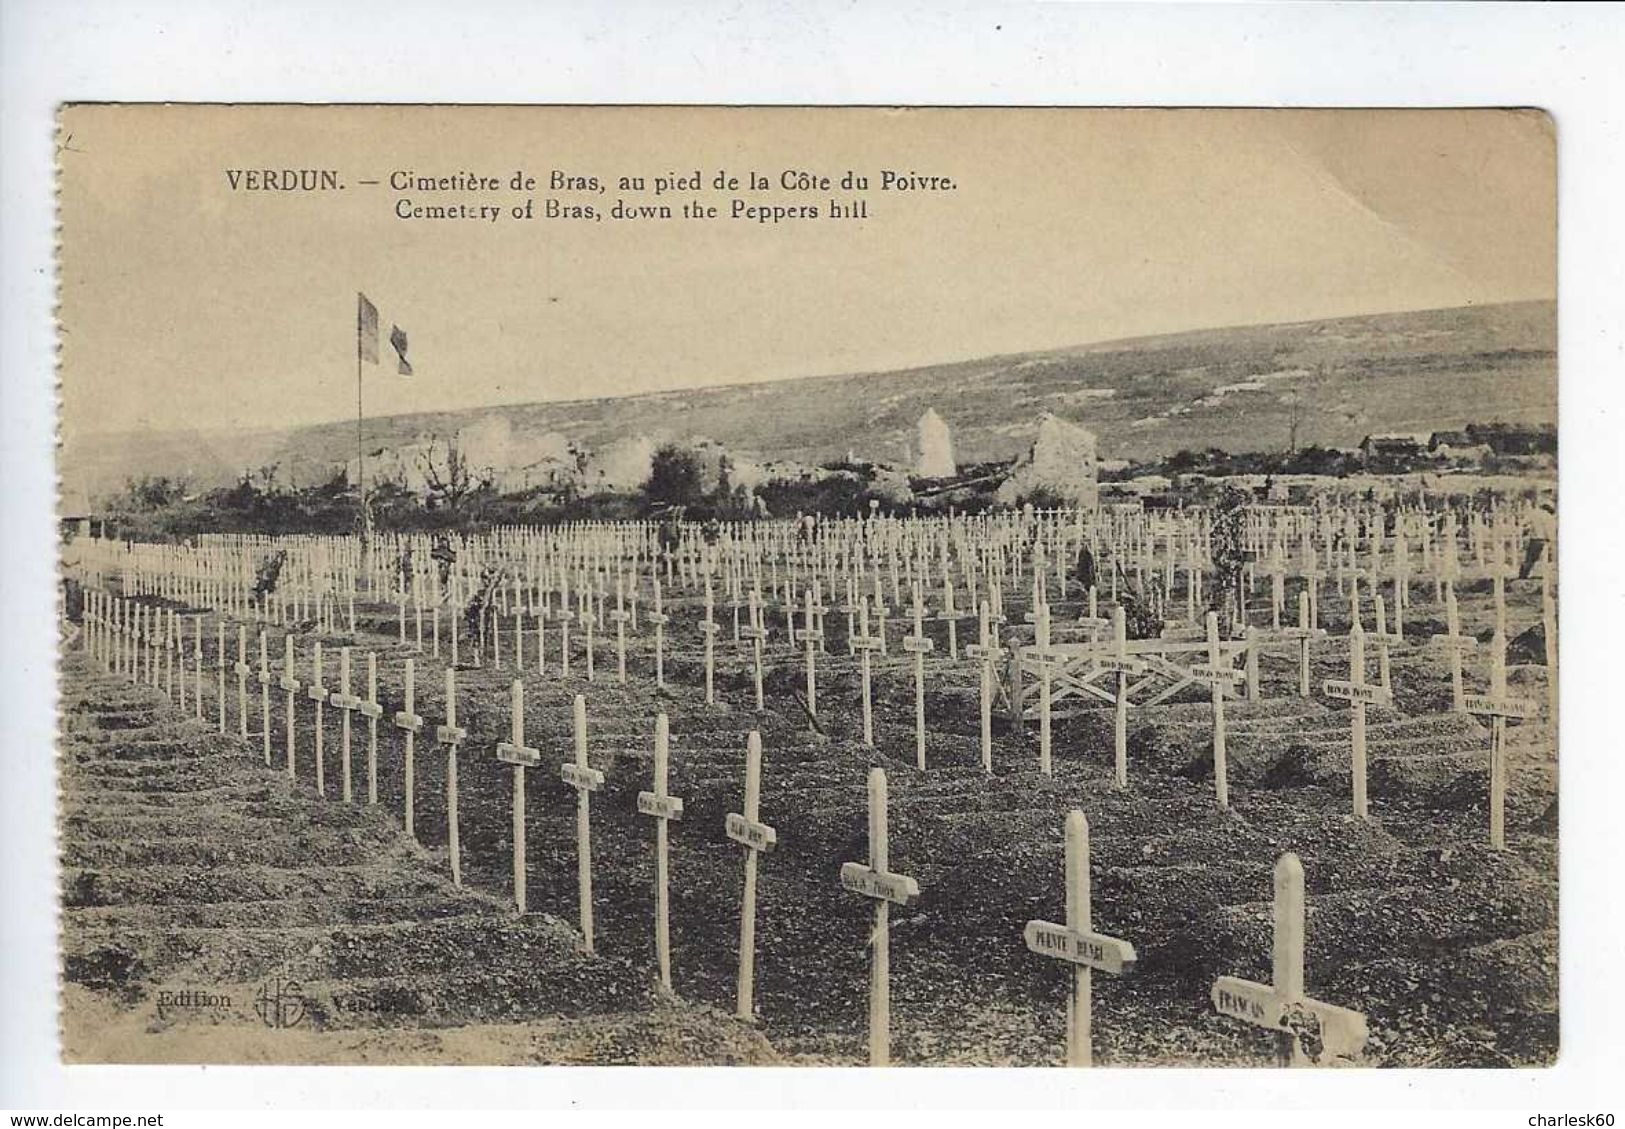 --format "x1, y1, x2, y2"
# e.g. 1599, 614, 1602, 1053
55, 105, 1556, 1068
